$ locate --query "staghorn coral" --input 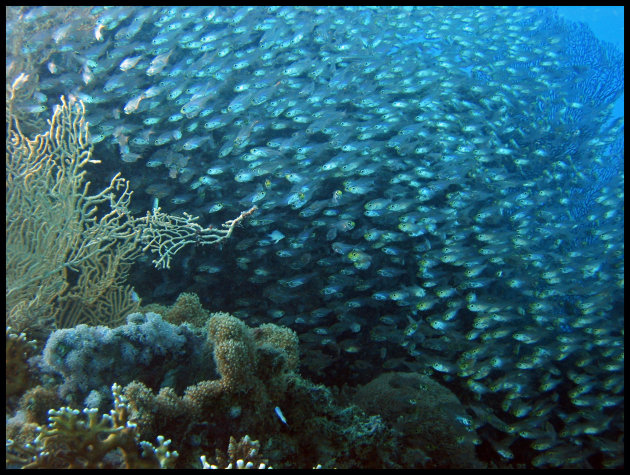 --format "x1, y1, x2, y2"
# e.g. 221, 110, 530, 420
207, 434, 269, 469
6, 383, 178, 469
